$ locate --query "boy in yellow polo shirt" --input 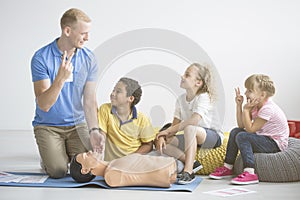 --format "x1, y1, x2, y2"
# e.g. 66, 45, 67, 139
98, 77, 155, 161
